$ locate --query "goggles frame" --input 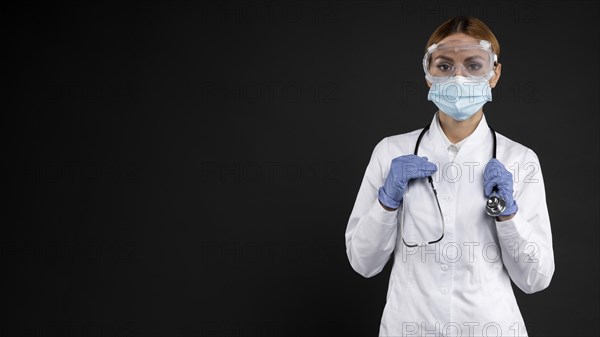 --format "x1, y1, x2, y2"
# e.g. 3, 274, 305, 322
423, 39, 498, 83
